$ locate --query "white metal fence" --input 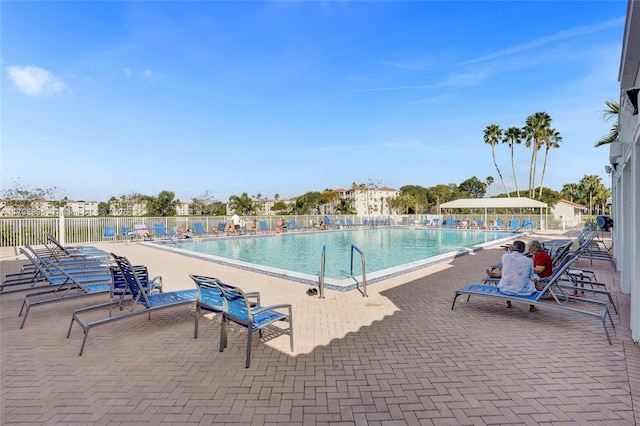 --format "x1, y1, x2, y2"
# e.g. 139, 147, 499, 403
0, 214, 591, 248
